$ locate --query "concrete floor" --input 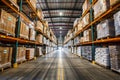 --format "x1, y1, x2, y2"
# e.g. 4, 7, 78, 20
0, 50, 120, 80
